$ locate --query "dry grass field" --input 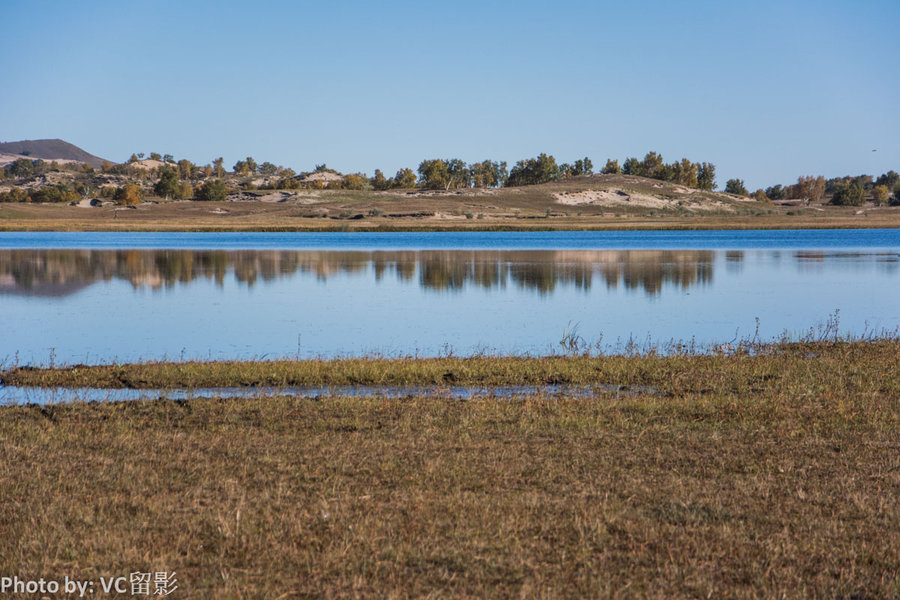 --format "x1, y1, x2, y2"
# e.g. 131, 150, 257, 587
1, 341, 898, 598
